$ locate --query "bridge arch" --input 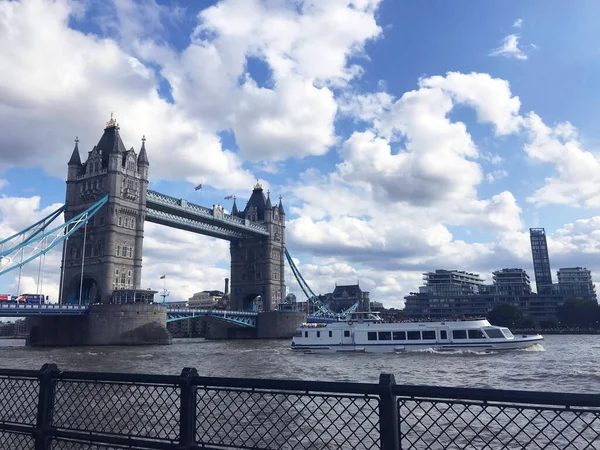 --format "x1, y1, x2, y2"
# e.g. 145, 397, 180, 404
65, 273, 101, 305
243, 294, 262, 312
